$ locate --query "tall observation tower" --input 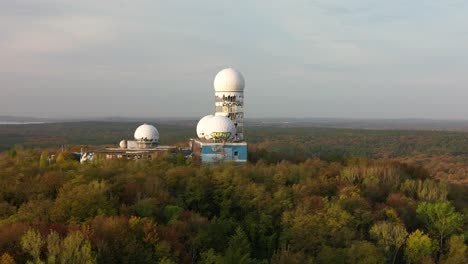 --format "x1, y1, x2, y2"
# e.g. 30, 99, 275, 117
213, 68, 245, 141
190, 68, 247, 164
